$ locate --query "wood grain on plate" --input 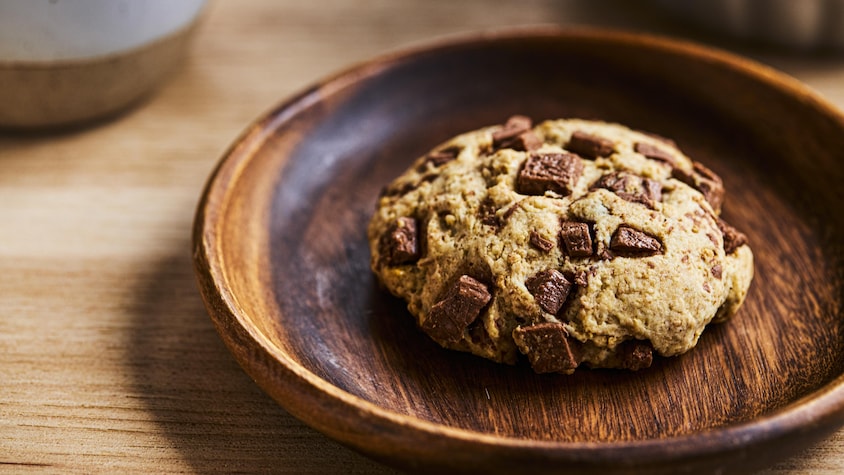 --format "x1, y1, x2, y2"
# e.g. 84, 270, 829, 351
193, 28, 844, 474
